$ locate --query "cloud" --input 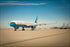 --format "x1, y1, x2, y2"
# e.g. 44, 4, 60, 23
0, 1, 47, 5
